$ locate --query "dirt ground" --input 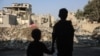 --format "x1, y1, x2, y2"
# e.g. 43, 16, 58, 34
0, 46, 100, 56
